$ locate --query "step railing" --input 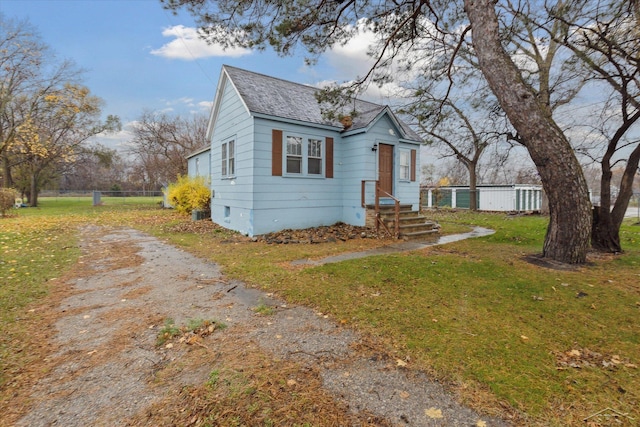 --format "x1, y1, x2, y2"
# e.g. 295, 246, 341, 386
361, 180, 400, 238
